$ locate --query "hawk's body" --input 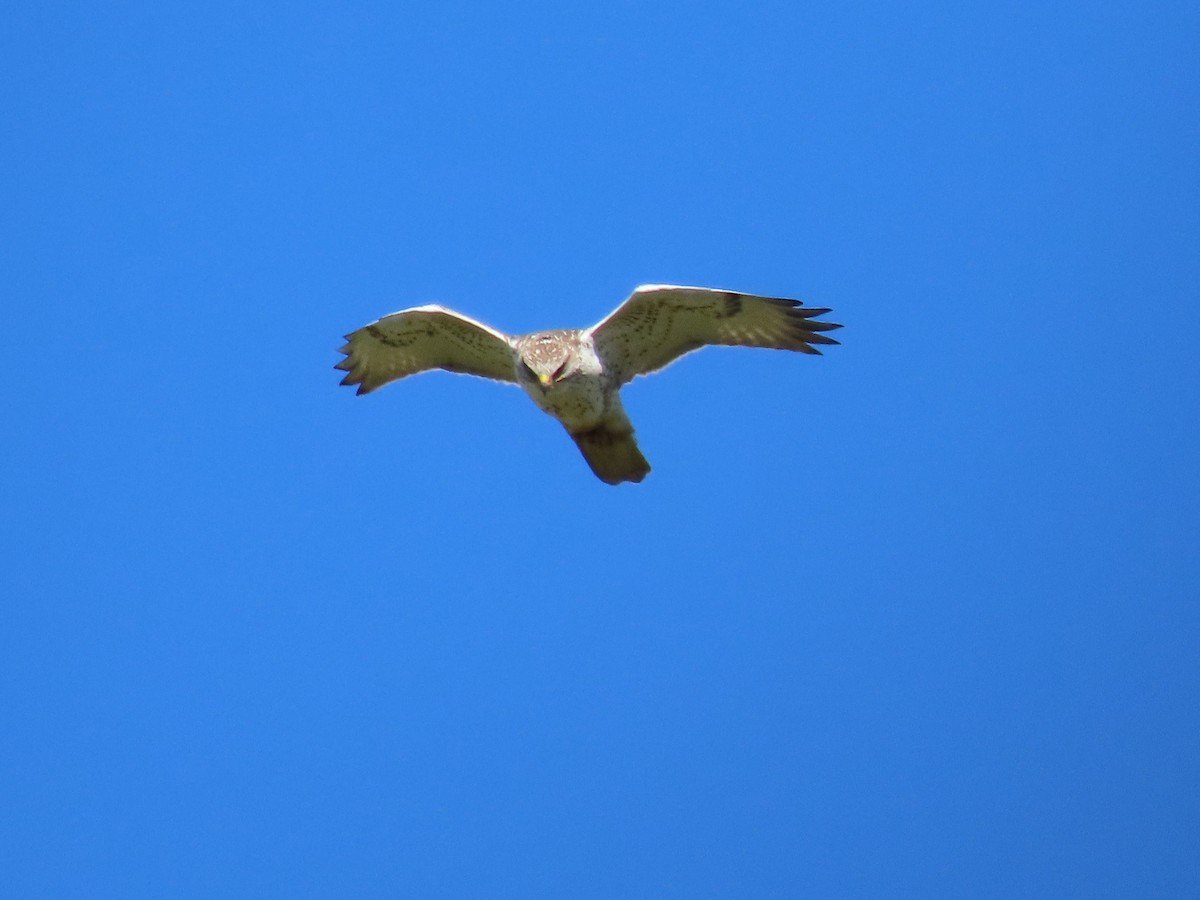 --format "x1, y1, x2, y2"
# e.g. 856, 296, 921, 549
512, 330, 608, 431
336, 284, 841, 484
